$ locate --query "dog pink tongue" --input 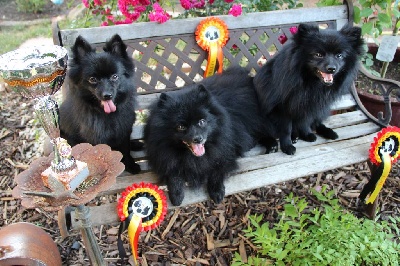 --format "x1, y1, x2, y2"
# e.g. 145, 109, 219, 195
102, 100, 117, 114
191, 143, 205, 157
321, 72, 333, 83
